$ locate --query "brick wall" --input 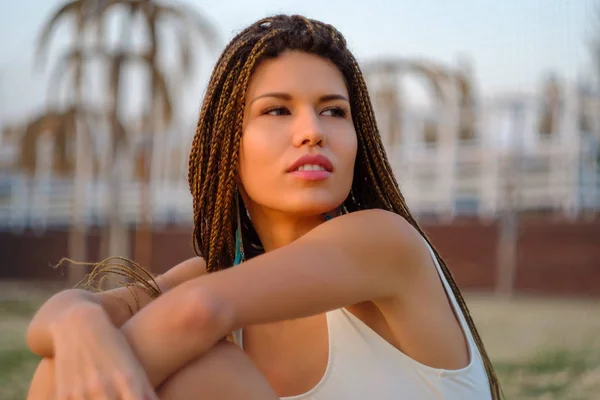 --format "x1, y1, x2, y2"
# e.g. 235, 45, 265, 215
1, 217, 599, 296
